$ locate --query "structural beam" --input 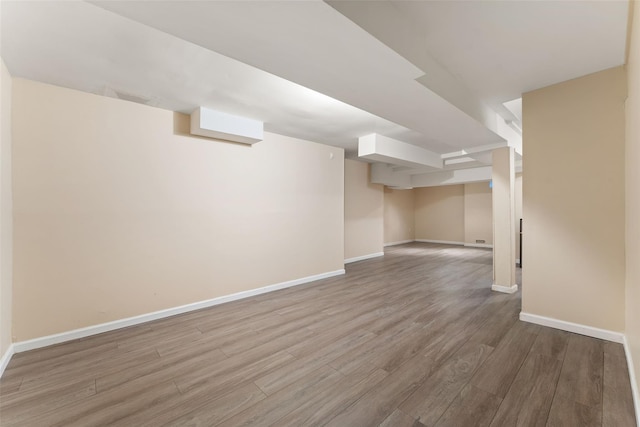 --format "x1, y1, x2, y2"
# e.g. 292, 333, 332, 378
359, 134, 442, 169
